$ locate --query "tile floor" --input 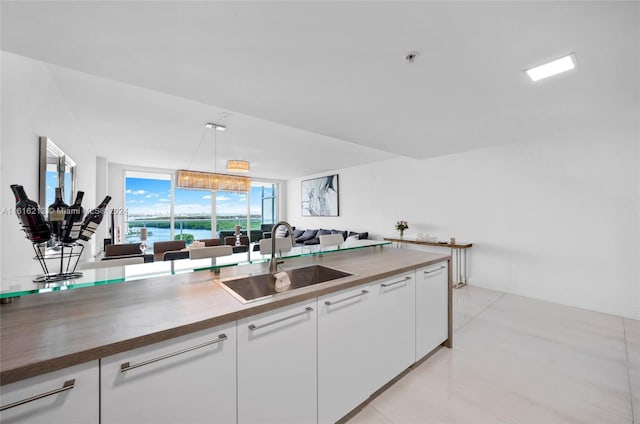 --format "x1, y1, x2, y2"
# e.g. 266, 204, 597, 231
348, 285, 639, 424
